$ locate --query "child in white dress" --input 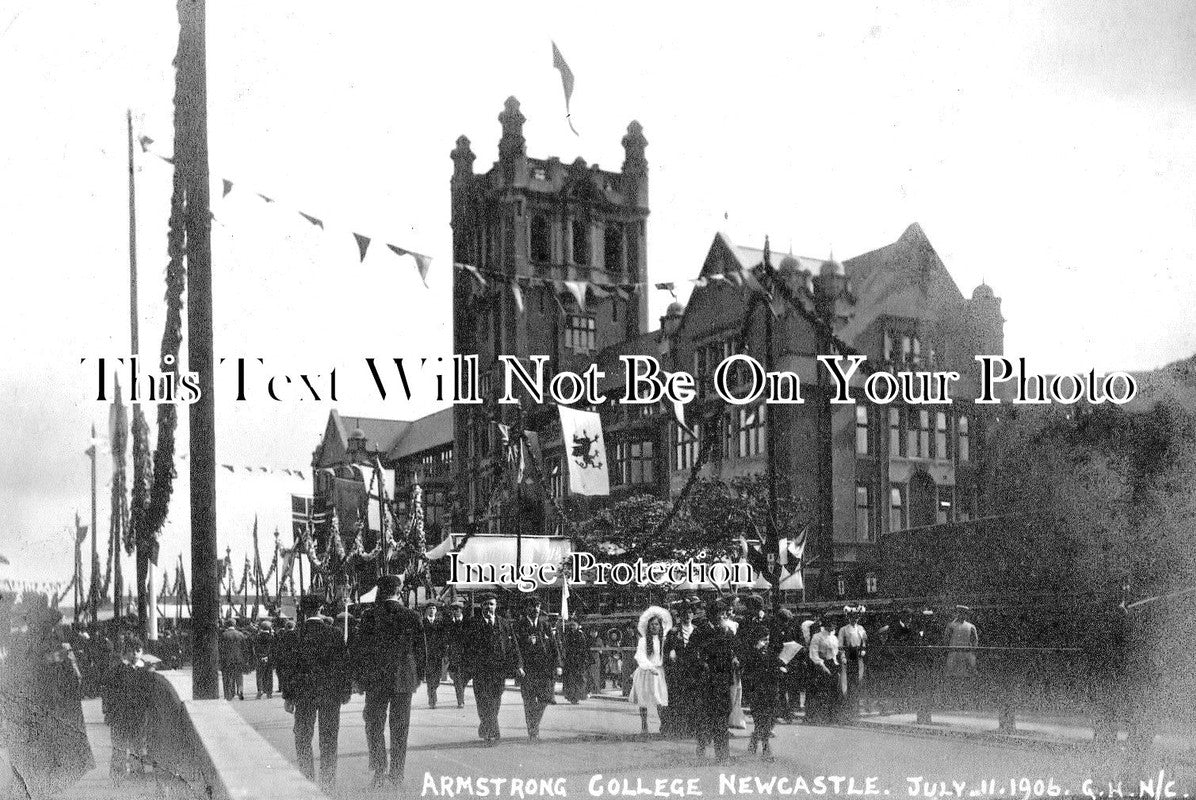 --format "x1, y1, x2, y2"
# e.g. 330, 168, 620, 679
629, 605, 671, 735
